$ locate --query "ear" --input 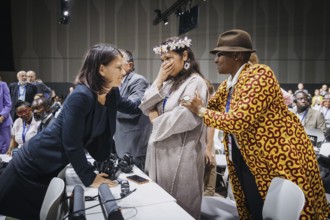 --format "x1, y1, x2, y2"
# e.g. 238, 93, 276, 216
99, 64, 105, 77
183, 50, 189, 61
